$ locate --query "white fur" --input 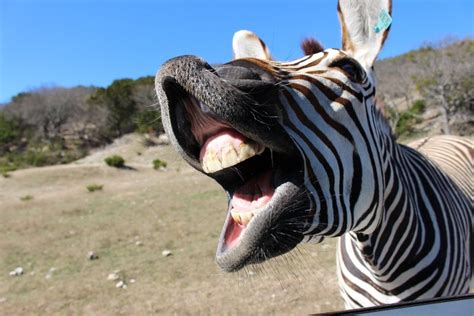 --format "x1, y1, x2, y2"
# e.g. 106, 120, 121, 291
338, 0, 391, 70
232, 30, 271, 60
